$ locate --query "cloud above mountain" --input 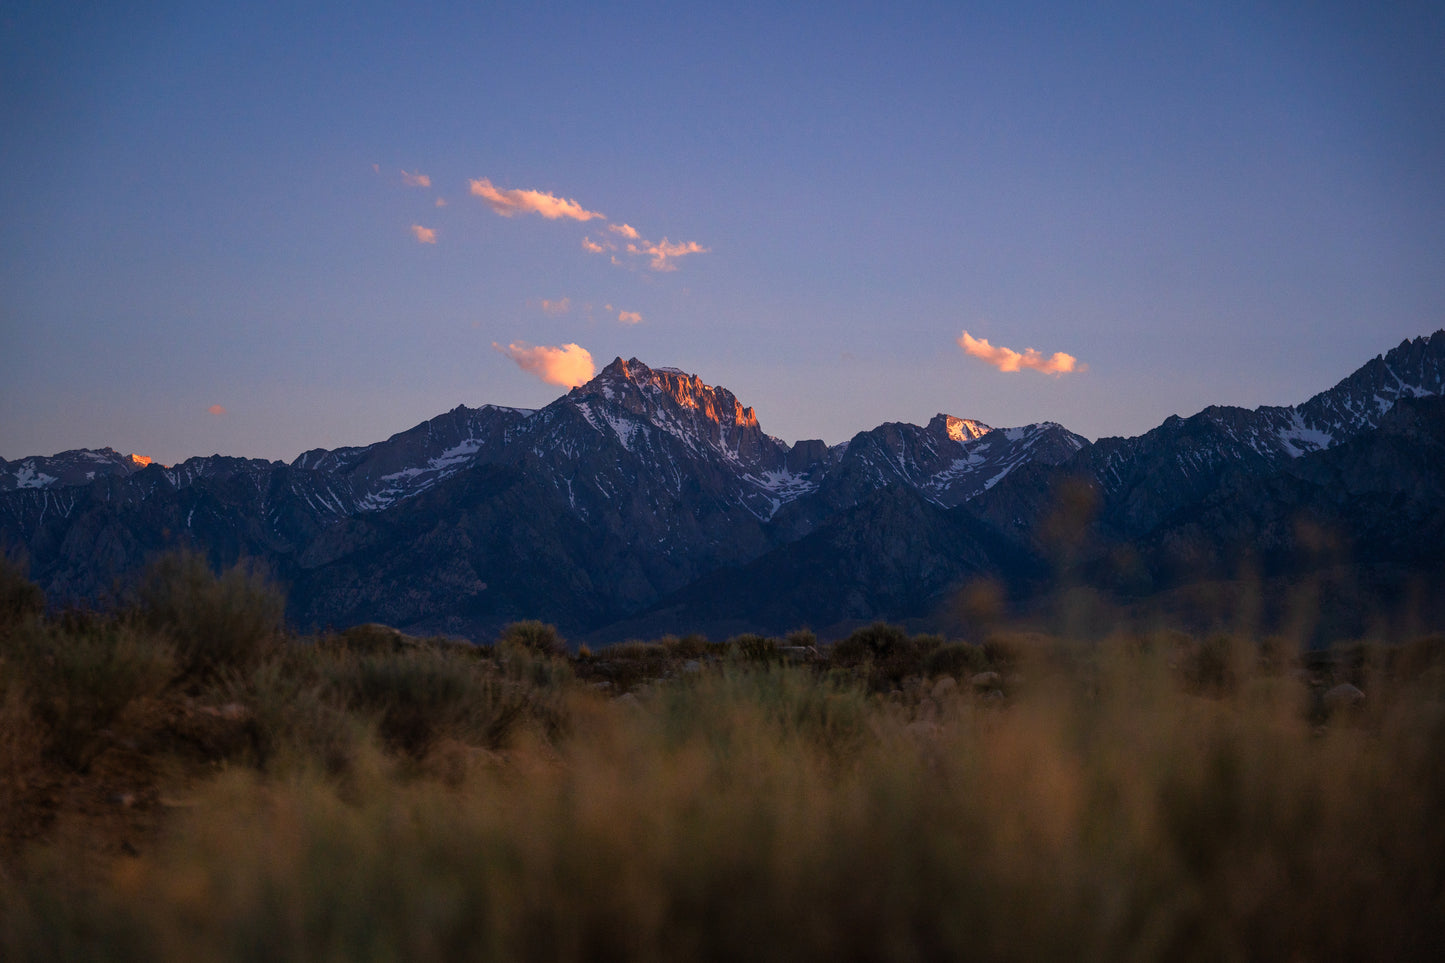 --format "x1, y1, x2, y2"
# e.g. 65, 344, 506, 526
493, 341, 596, 387
957, 331, 1083, 375
469, 178, 604, 221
